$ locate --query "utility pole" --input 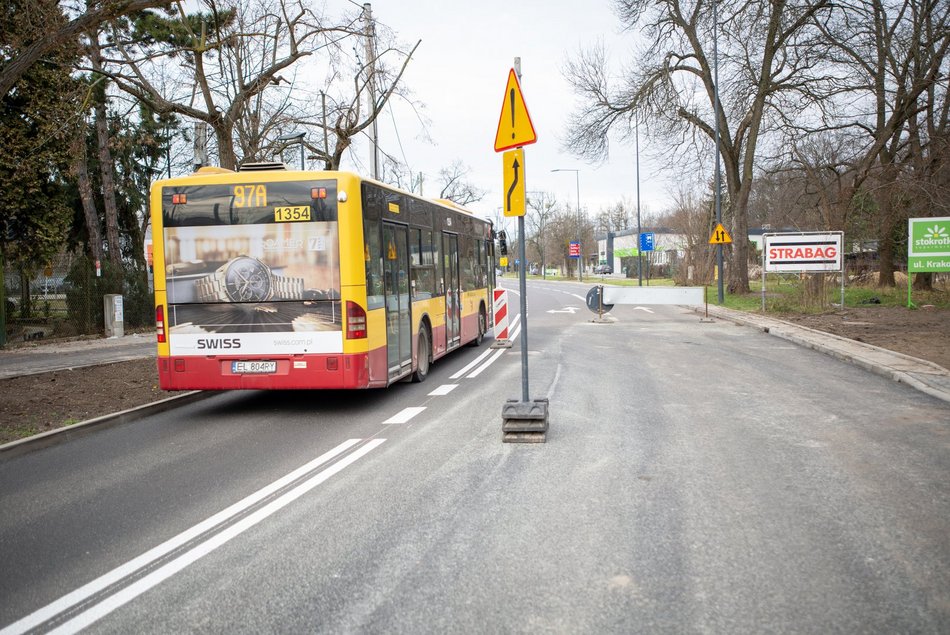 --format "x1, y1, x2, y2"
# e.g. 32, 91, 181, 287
320, 90, 329, 163
713, 0, 724, 304
363, 3, 379, 179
